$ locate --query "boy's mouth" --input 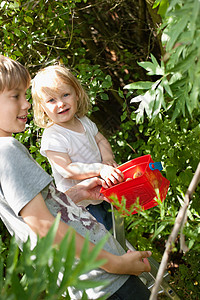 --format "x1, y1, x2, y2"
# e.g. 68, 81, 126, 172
17, 115, 28, 122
